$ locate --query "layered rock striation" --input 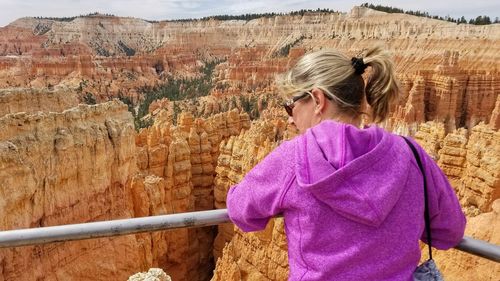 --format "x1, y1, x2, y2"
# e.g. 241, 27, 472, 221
0, 87, 78, 116
1, 7, 499, 106
391, 51, 500, 133
0, 100, 144, 281
212, 118, 287, 267
0, 94, 254, 281
133, 109, 251, 280
413, 122, 500, 214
